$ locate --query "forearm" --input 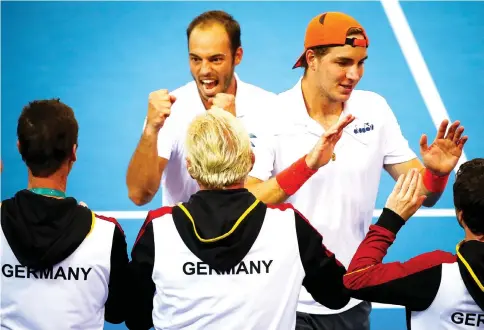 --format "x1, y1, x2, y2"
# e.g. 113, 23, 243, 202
385, 160, 448, 208
126, 128, 163, 205
246, 154, 318, 205
246, 178, 289, 205
418, 167, 450, 207
344, 209, 455, 310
